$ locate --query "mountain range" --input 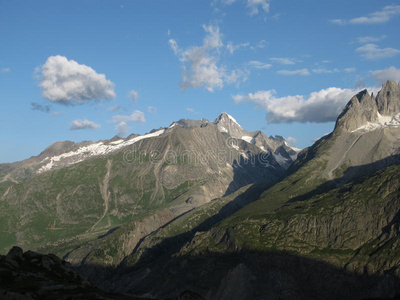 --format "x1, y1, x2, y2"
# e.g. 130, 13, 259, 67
1, 81, 400, 299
